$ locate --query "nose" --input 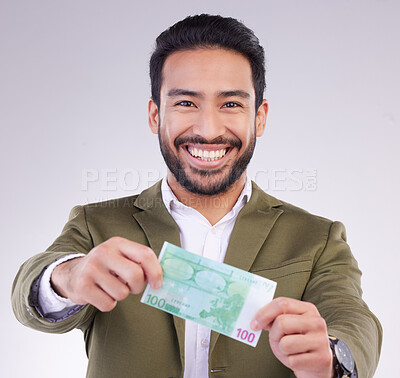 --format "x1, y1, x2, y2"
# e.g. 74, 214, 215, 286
192, 106, 226, 141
